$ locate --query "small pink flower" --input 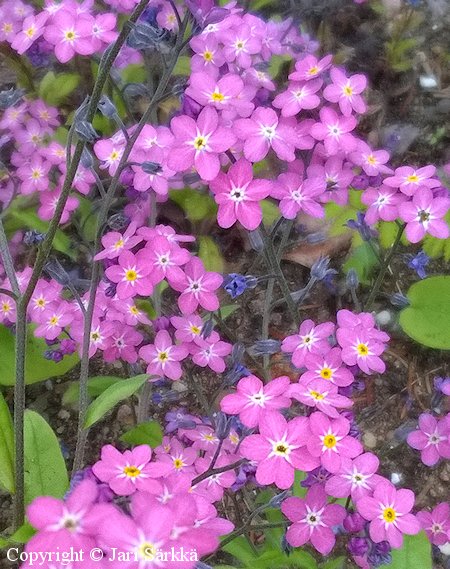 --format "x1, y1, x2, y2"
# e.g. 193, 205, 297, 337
210, 158, 272, 230
407, 413, 450, 466
190, 34, 225, 71
300, 348, 355, 388
38, 188, 79, 223
323, 68, 367, 116
282, 484, 346, 555
170, 257, 222, 315
44, 10, 95, 63
105, 250, 153, 300
240, 411, 320, 489
190, 331, 232, 373
281, 319, 335, 368
400, 187, 450, 243
417, 503, 450, 546
171, 314, 204, 342
94, 222, 142, 260
11, 12, 48, 54
357, 480, 421, 548
273, 79, 323, 116
350, 141, 392, 176
336, 328, 387, 375
325, 453, 382, 501
384, 165, 440, 196
194, 454, 237, 501
222, 23, 261, 69
168, 106, 236, 181
362, 185, 404, 225
272, 172, 325, 219
287, 378, 353, 418
156, 439, 197, 476
311, 107, 357, 155
17, 156, 52, 194
34, 302, 74, 341
103, 324, 143, 364
139, 330, 189, 381
289, 54, 333, 82
93, 138, 125, 175
143, 235, 191, 287
307, 411, 363, 473
186, 72, 244, 111
93, 444, 172, 496
220, 375, 292, 428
